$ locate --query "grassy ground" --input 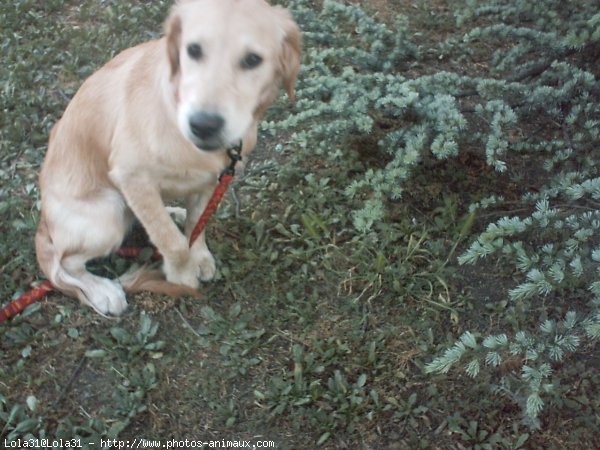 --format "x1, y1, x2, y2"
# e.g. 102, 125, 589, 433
1, 0, 598, 449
